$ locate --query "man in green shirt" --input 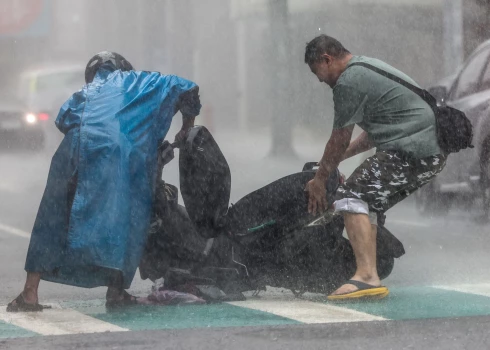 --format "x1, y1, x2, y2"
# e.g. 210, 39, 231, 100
304, 35, 446, 301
